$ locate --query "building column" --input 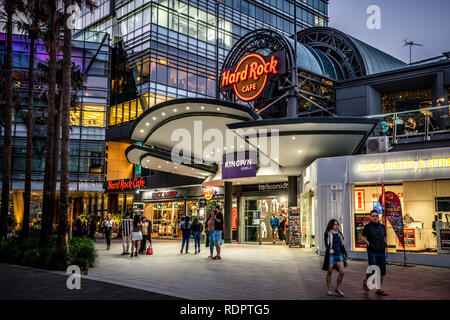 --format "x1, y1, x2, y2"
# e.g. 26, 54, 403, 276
288, 176, 298, 207
224, 181, 233, 243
